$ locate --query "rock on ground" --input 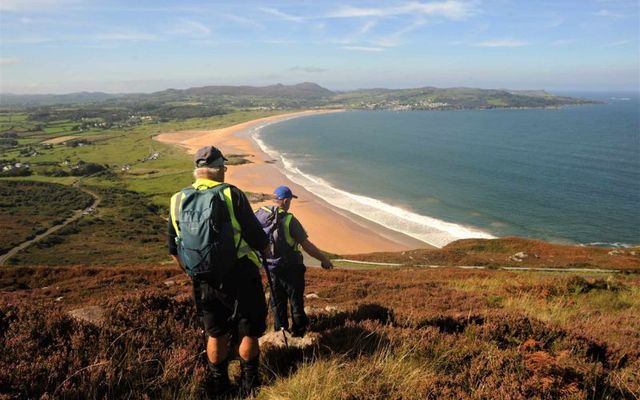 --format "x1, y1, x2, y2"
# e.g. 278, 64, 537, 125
509, 252, 529, 262
68, 306, 105, 326
259, 330, 320, 349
